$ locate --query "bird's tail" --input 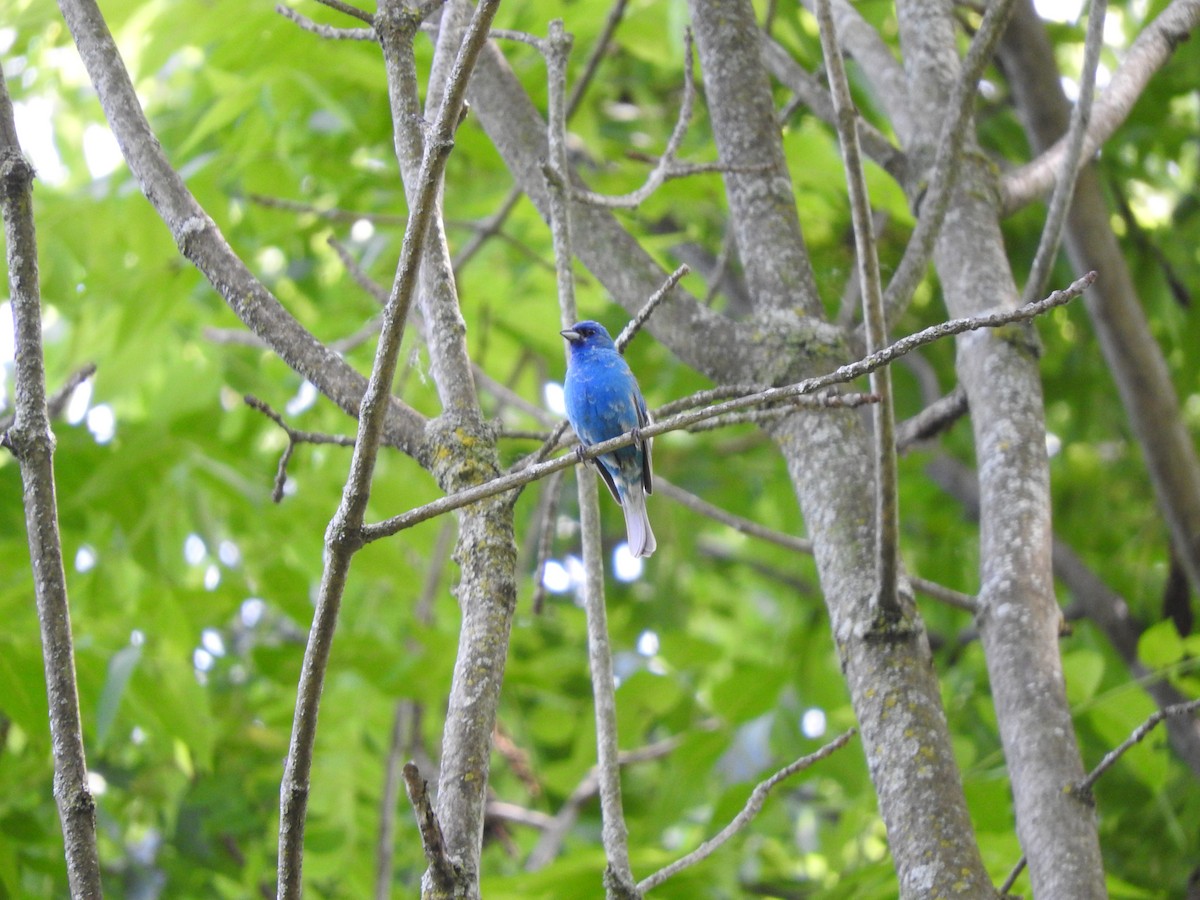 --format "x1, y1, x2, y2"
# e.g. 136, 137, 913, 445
621, 486, 656, 558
